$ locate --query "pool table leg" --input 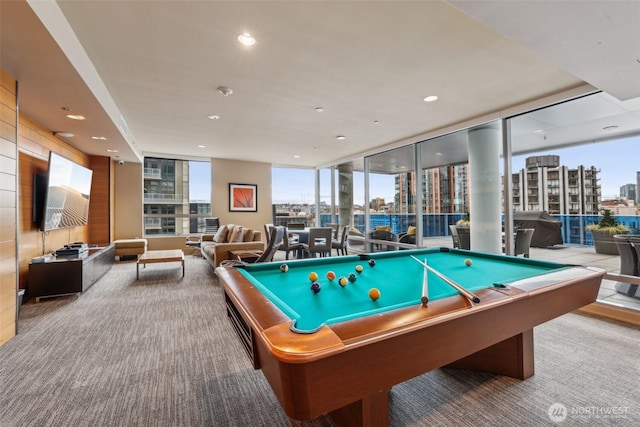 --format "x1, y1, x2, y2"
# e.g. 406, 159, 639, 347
445, 329, 534, 380
328, 388, 390, 427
